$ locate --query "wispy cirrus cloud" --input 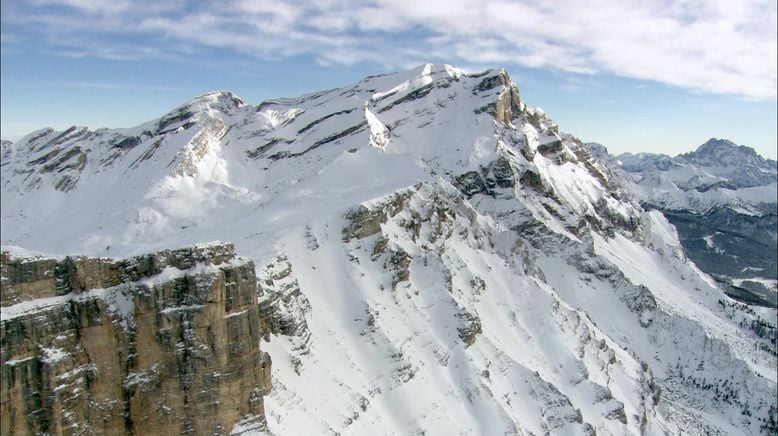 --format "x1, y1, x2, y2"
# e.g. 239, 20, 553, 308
4, 0, 776, 100
65, 81, 180, 91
